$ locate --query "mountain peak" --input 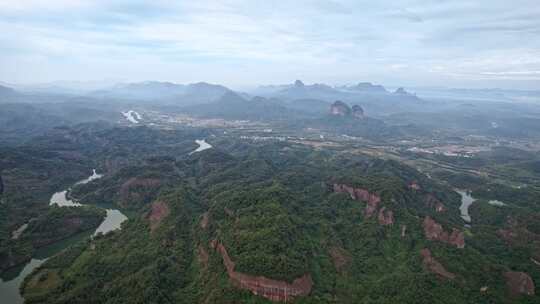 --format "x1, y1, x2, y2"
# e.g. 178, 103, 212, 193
352, 82, 388, 93
352, 104, 365, 119
294, 80, 305, 87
